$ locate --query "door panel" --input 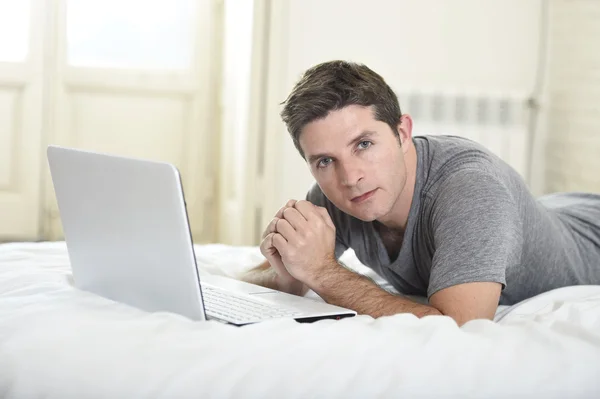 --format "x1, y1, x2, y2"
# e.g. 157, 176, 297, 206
43, 0, 221, 243
0, 1, 45, 241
